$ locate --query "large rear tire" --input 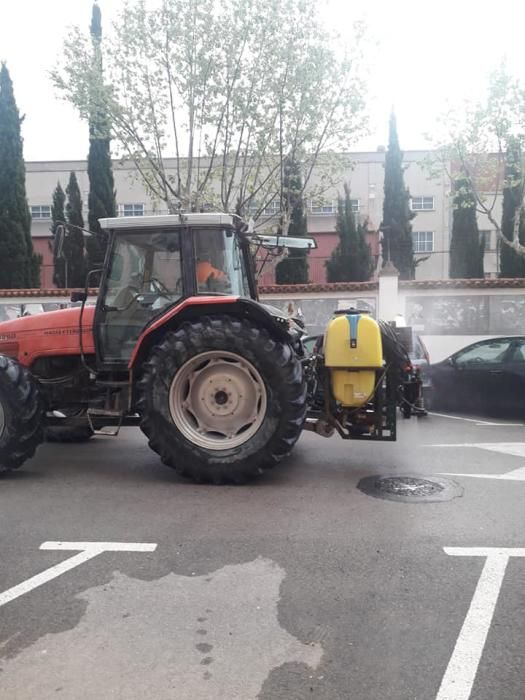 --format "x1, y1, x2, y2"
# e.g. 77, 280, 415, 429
0, 355, 44, 472
138, 315, 307, 483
